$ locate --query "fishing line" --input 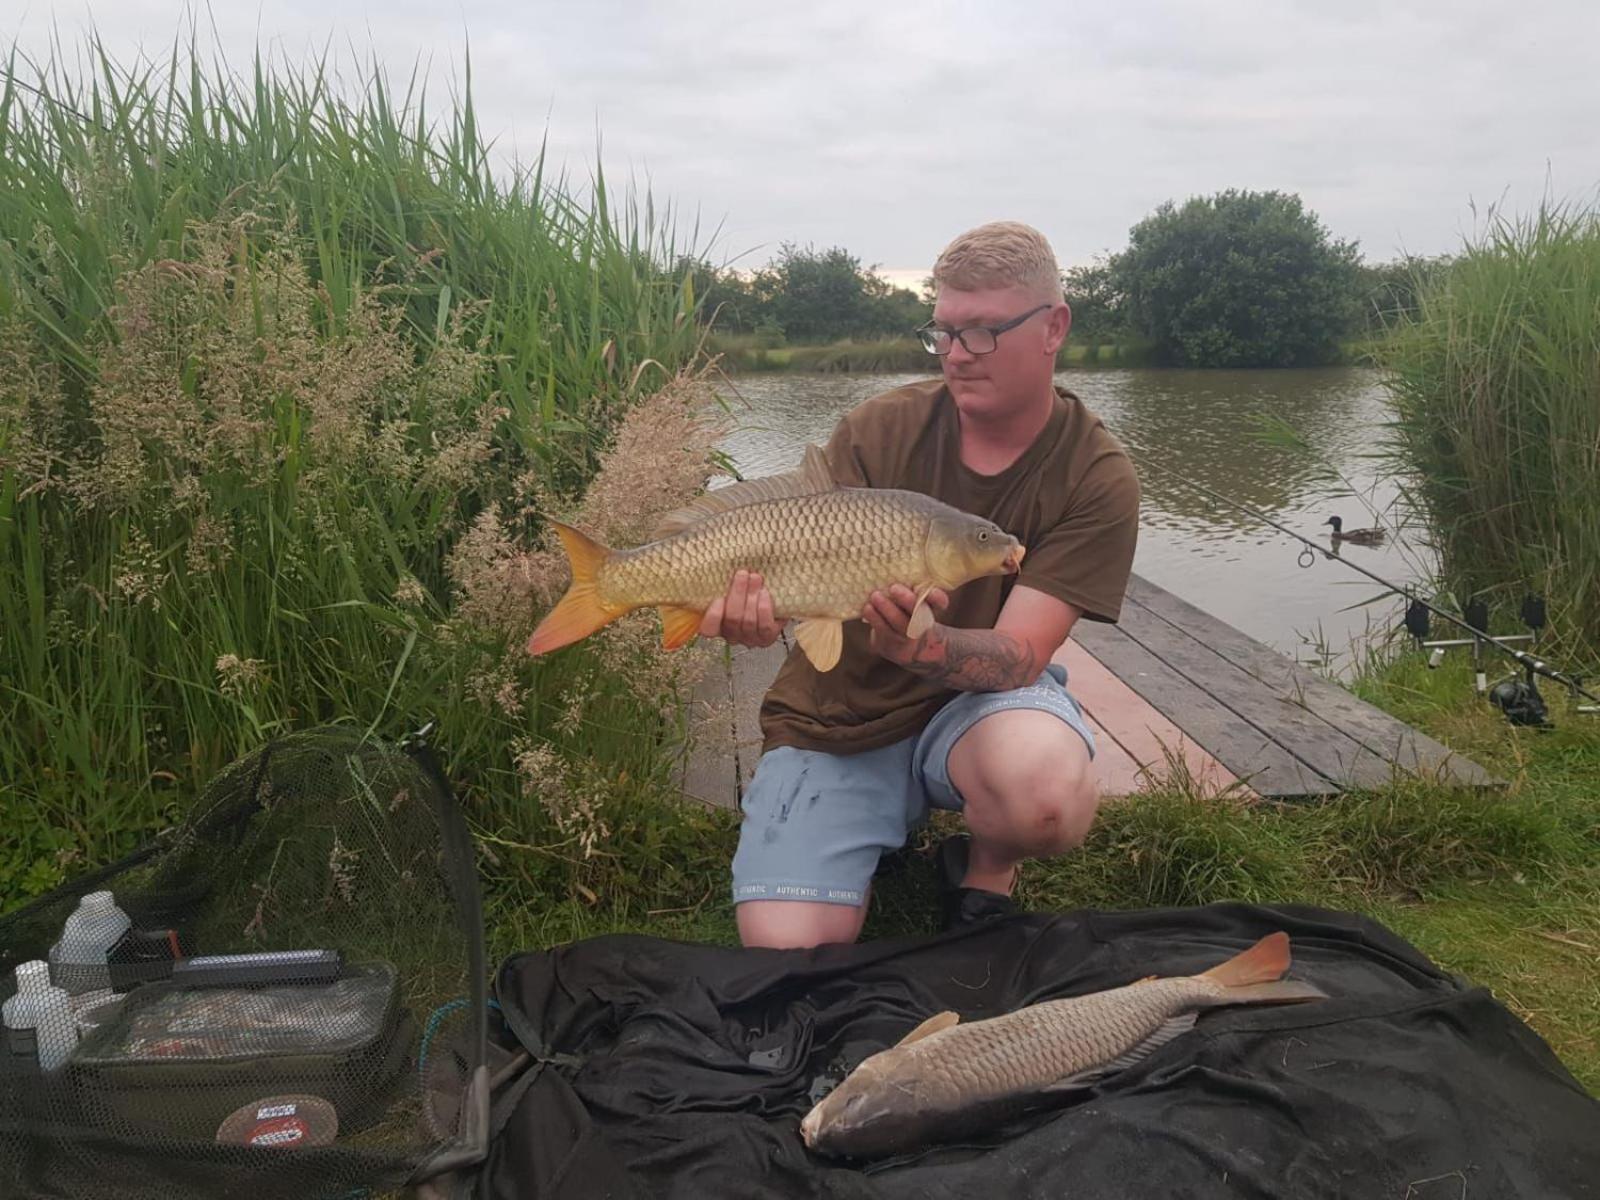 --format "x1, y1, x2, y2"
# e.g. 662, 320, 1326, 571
1125, 450, 1600, 714
0, 66, 112, 136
